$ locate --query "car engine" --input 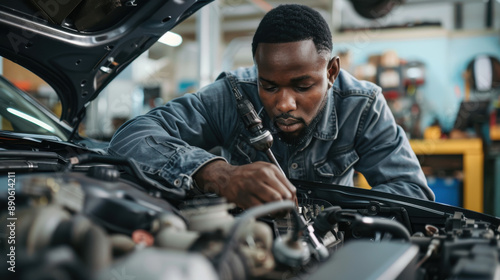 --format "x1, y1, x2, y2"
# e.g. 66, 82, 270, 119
1, 151, 500, 280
